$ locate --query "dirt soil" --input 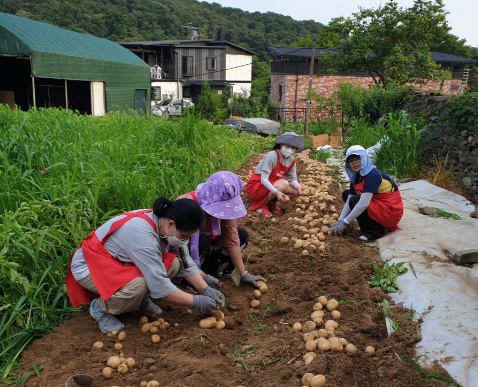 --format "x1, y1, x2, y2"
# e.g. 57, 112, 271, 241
19, 150, 456, 387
